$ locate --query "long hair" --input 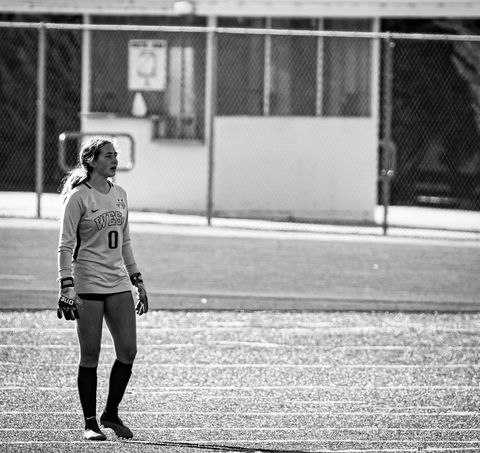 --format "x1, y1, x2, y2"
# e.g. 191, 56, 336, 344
60, 137, 113, 195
